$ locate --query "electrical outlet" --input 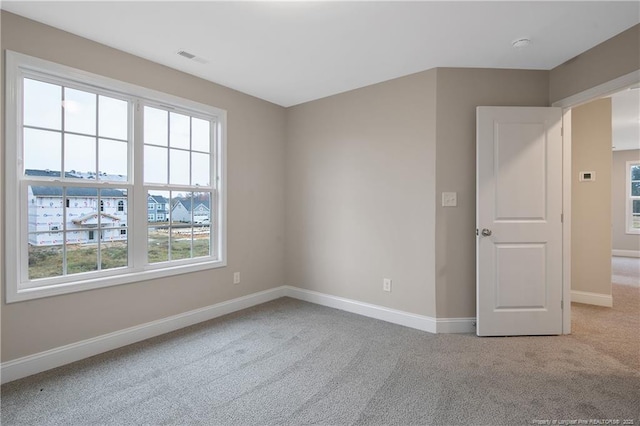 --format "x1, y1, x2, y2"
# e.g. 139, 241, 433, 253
383, 278, 392, 292
233, 272, 240, 284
